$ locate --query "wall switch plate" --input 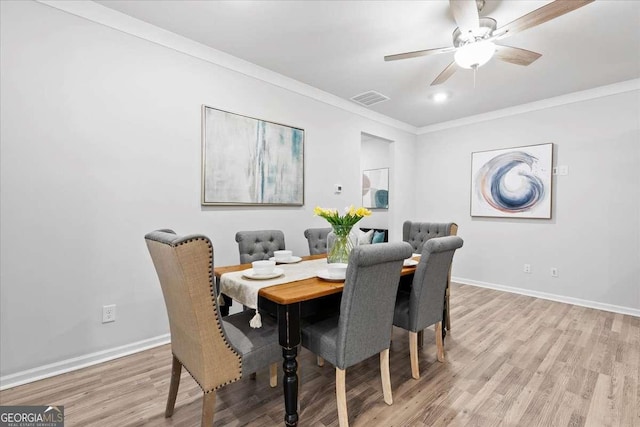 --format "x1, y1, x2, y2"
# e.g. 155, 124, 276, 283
551, 267, 559, 278
334, 184, 342, 194
523, 264, 531, 274
558, 165, 568, 176
102, 304, 116, 323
